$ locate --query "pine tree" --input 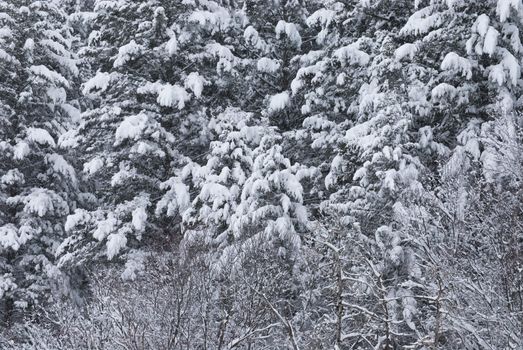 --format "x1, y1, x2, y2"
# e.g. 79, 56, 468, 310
0, 0, 80, 324
241, 0, 320, 130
